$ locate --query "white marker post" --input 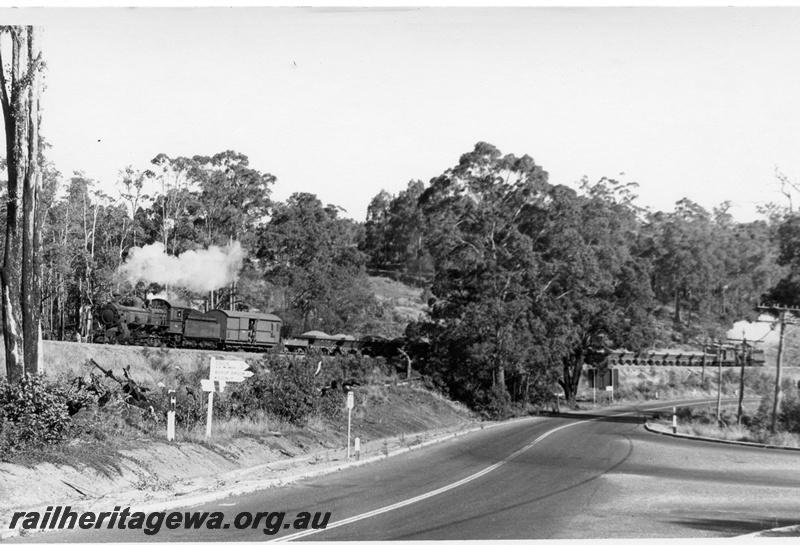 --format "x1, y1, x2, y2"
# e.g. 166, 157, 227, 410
354, 437, 361, 461
203, 358, 251, 439
167, 389, 176, 441
346, 391, 354, 459
672, 406, 677, 434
